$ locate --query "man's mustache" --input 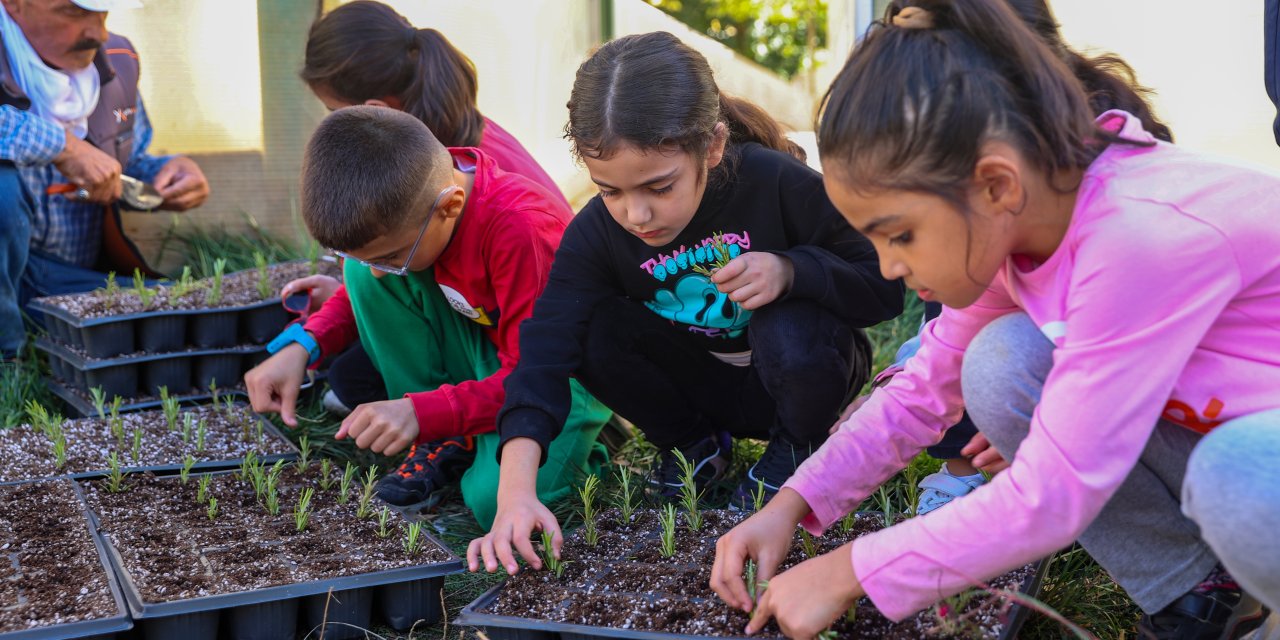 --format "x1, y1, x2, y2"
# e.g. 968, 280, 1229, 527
70, 39, 102, 52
